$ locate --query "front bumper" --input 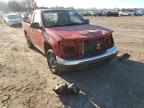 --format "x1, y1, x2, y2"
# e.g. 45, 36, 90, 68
8, 22, 22, 26
56, 46, 118, 71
